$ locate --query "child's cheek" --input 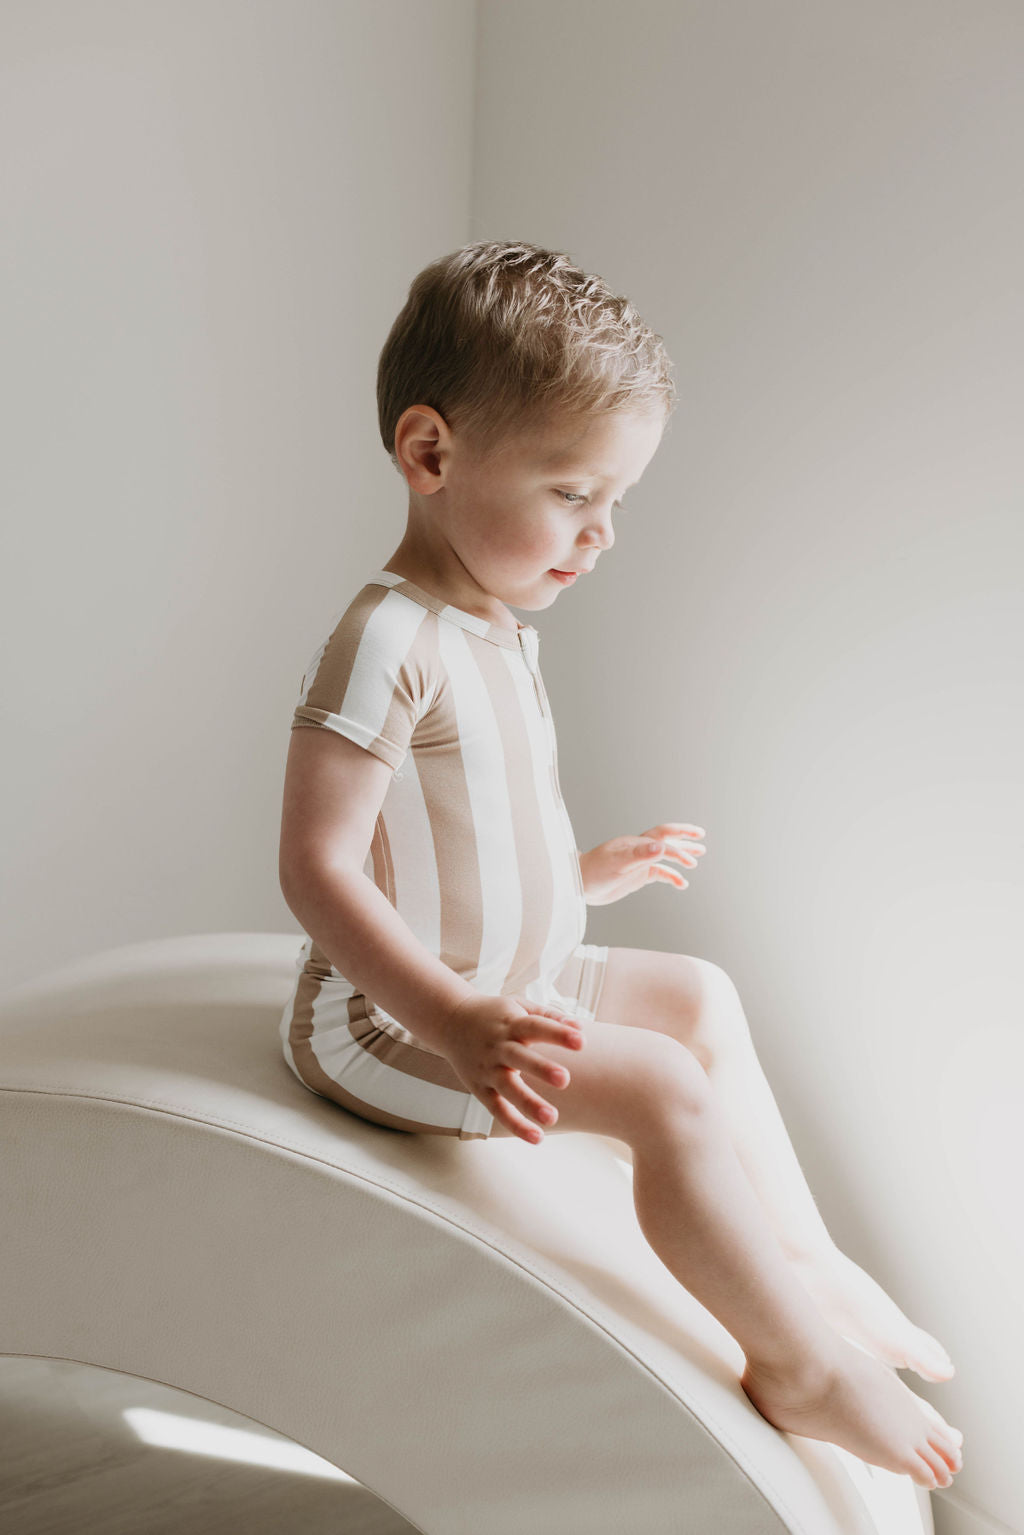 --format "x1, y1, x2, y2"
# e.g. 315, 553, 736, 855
521, 522, 560, 560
